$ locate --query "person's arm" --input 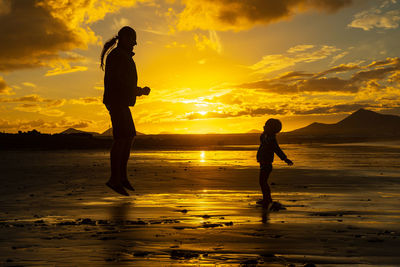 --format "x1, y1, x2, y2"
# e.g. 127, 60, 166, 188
272, 138, 293, 165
